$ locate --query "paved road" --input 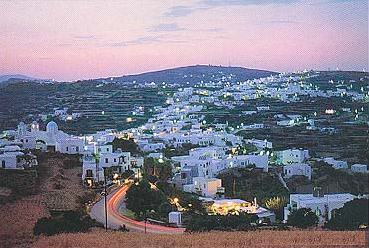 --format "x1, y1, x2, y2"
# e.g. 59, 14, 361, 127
90, 184, 185, 234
